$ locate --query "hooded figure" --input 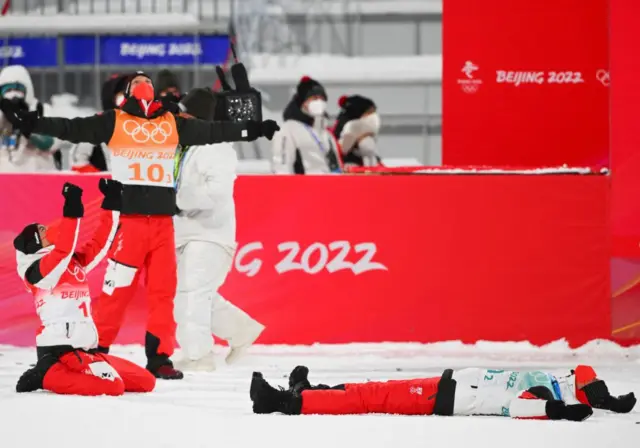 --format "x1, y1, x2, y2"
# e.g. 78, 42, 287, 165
173, 82, 264, 371
69, 73, 132, 173
0, 65, 61, 172
271, 76, 341, 174
332, 94, 382, 168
